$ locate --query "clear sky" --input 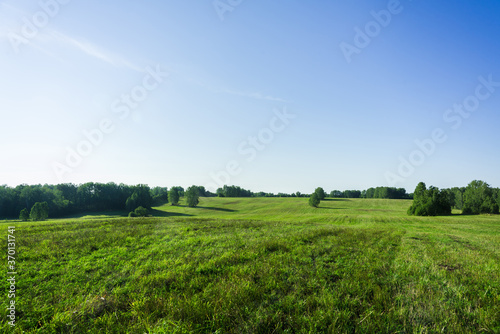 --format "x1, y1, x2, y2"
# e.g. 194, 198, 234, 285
1, 0, 499, 193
